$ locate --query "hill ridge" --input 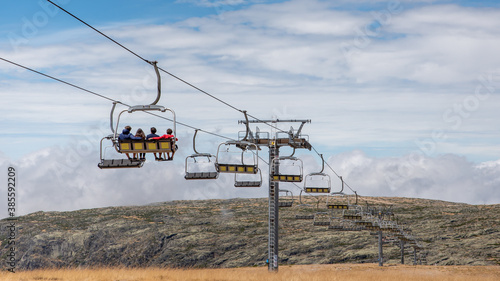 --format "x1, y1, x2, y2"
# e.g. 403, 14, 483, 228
1, 196, 499, 270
